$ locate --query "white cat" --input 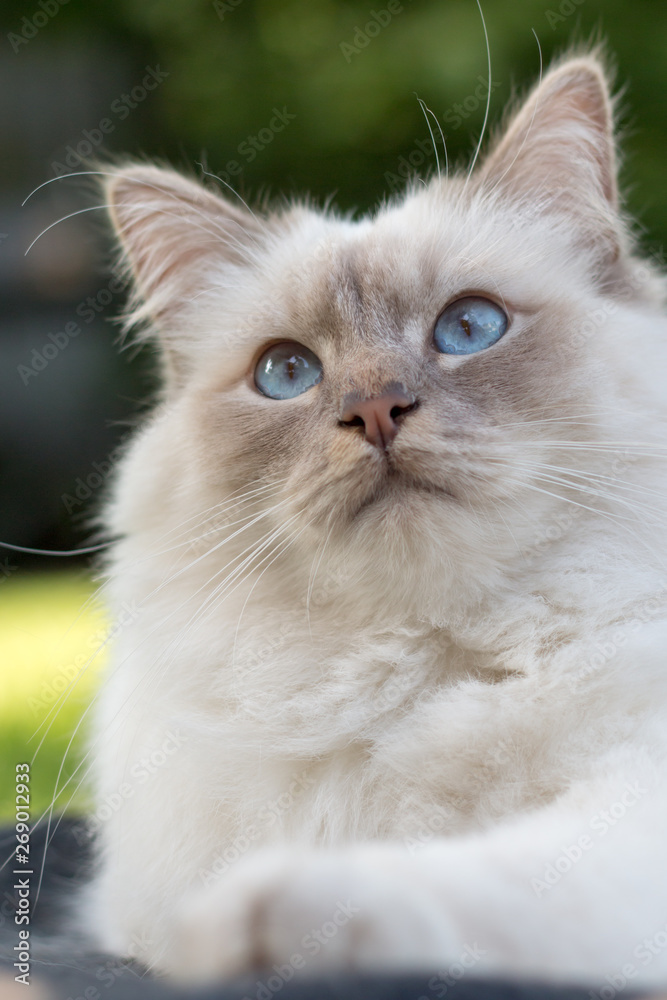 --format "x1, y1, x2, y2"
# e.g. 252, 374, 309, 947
86, 52, 667, 989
